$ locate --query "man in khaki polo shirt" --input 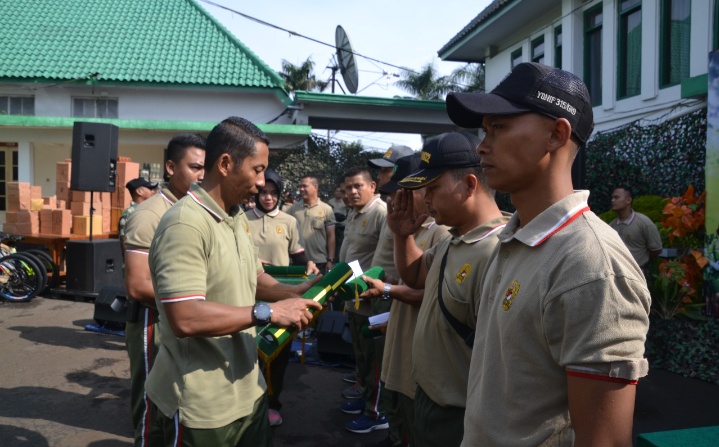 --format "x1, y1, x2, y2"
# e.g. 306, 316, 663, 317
338, 166, 390, 434
287, 174, 336, 273
610, 186, 662, 273
146, 117, 321, 447
356, 152, 451, 446
123, 133, 205, 447
388, 132, 508, 447
446, 63, 651, 446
